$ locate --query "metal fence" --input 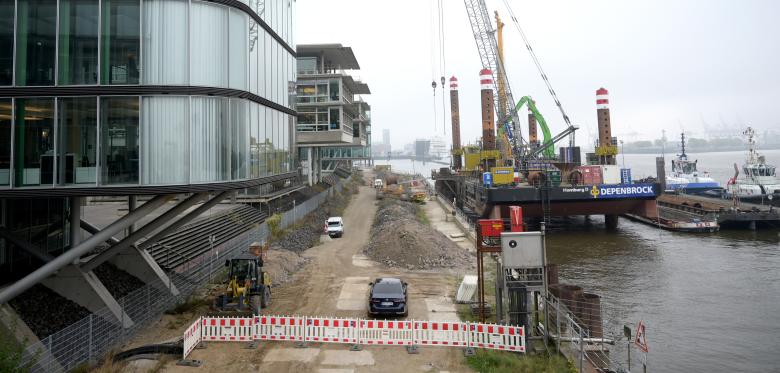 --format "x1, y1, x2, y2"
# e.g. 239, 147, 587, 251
20, 179, 349, 373
543, 293, 627, 373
